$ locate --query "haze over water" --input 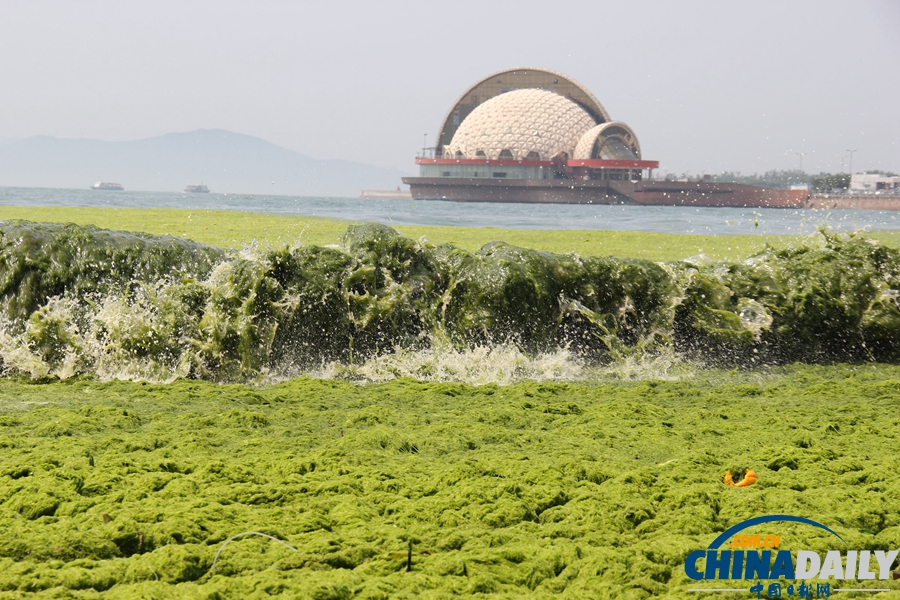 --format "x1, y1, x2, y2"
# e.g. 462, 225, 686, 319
3, 186, 899, 236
